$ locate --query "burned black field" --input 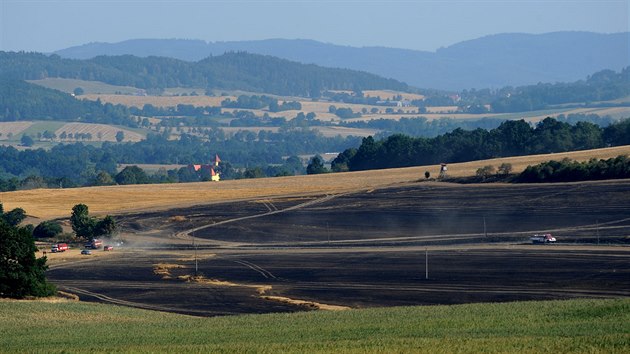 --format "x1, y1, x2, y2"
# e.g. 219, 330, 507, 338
48, 180, 630, 316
